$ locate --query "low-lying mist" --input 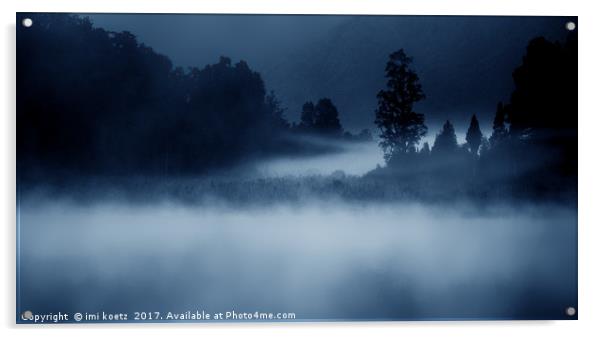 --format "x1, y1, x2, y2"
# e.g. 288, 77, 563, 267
254, 140, 384, 177
18, 199, 577, 320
